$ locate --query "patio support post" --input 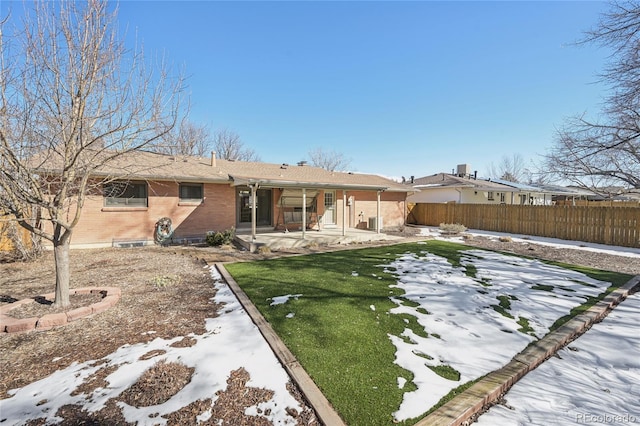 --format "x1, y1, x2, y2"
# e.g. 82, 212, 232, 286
376, 190, 381, 234
302, 188, 306, 240
251, 184, 257, 241
342, 191, 346, 236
